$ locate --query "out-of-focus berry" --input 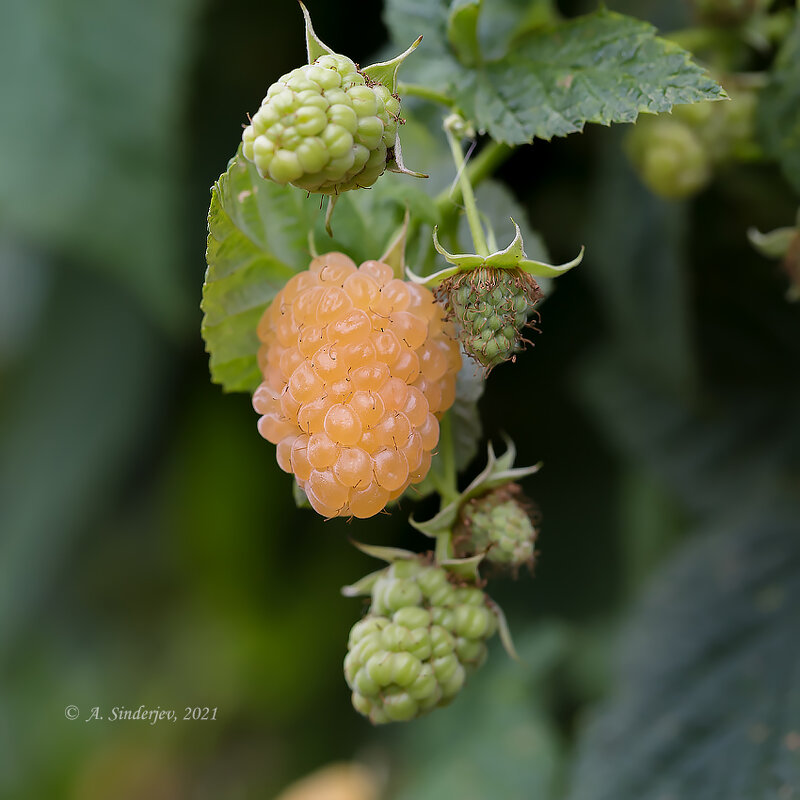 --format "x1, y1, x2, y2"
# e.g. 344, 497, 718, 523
626, 117, 712, 199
